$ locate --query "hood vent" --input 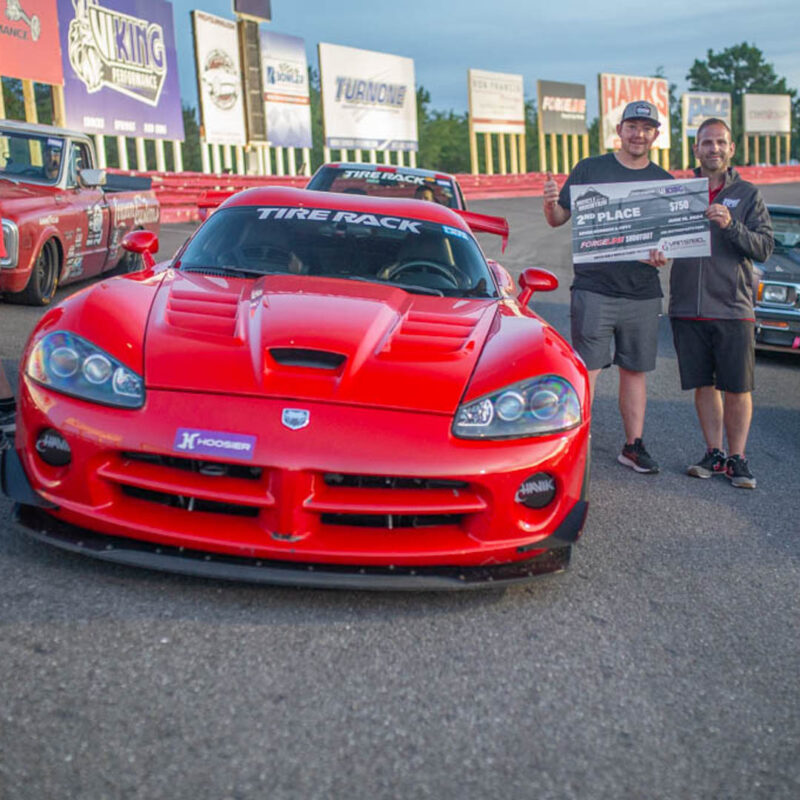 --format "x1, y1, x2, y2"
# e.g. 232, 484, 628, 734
165, 288, 239, 337
269, 348, 346, 371
385, 310, 480, 356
